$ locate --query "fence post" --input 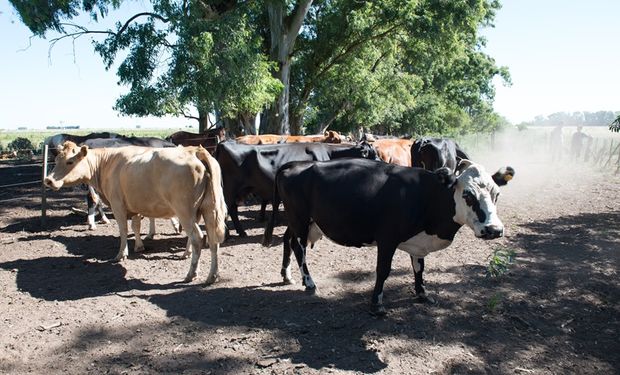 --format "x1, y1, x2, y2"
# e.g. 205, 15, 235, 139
41, 145, 48, 229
